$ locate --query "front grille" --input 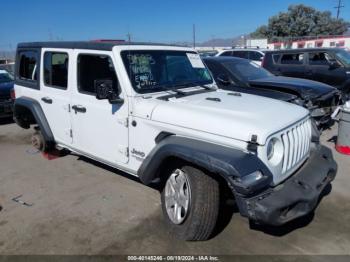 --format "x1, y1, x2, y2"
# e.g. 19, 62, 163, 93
281, 118, 312, 174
